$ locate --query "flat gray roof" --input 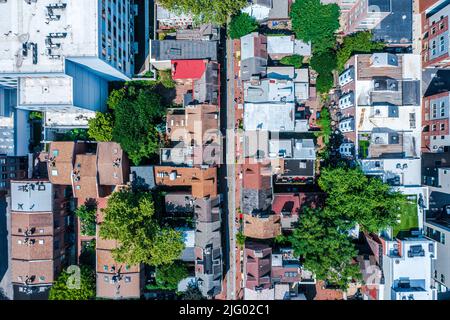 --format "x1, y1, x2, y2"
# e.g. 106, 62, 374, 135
130, 166, 155, 190
11, 181, 52, 212
244, 103, 295, 132
151, 40, 217, 61
372, 0, 413, 45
